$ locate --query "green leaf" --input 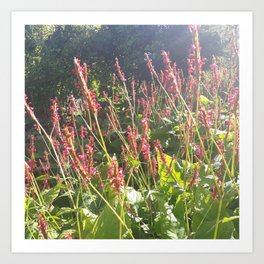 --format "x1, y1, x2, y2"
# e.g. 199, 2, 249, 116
137, 114, 143, 119
98, 163, 109, 180
42, 184, 60, 207
192, 199, 235, 239
127, 155, 141, 168
153, 196, 187, 239
173, 194, 185, 222
91, 199, 132, 239
157, 152, 184, 190
122, 187, 144, 224
210, 129, 234, 141
222, 216, 239, 223
124, 187, 143, 206
200, 95, 213, 106
80, 208, 97, 238
35, 175, 56, 181
57, 207, 77, 216
81, 192, 103, 215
